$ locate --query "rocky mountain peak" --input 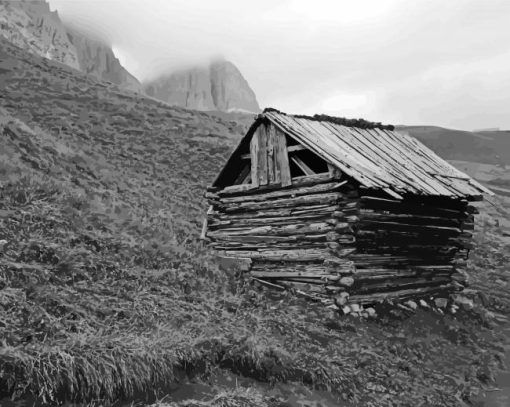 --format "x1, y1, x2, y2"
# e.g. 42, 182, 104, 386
0, 0, 141, 91
1, 1, 259, 110
144, 60, 260, 113
209, 59, 260, 113
65, 27, 142, 92
0, 0, 80, 69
